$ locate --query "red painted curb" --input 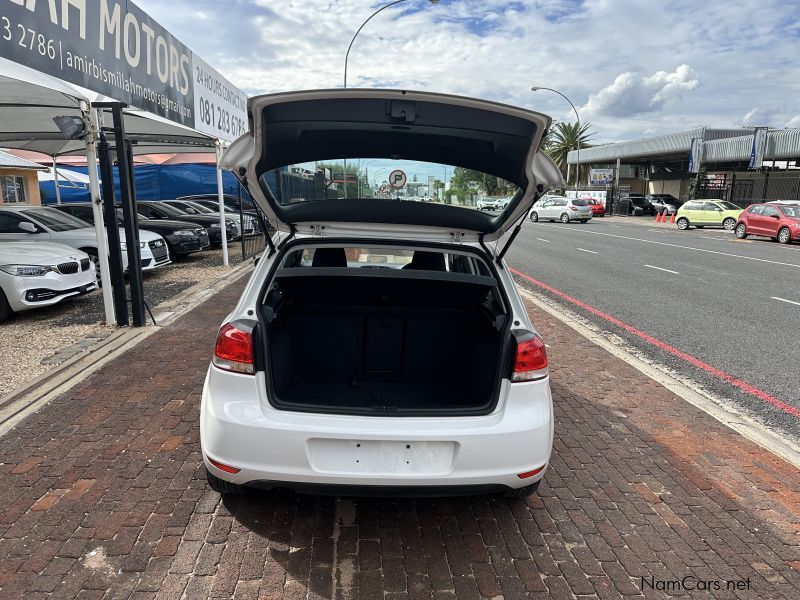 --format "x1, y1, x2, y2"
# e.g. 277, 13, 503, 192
511, 267, 800, 419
